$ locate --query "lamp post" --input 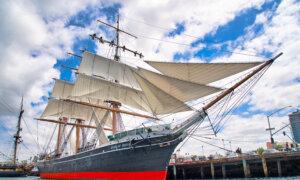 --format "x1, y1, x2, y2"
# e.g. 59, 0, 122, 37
266, 106, 292, 148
